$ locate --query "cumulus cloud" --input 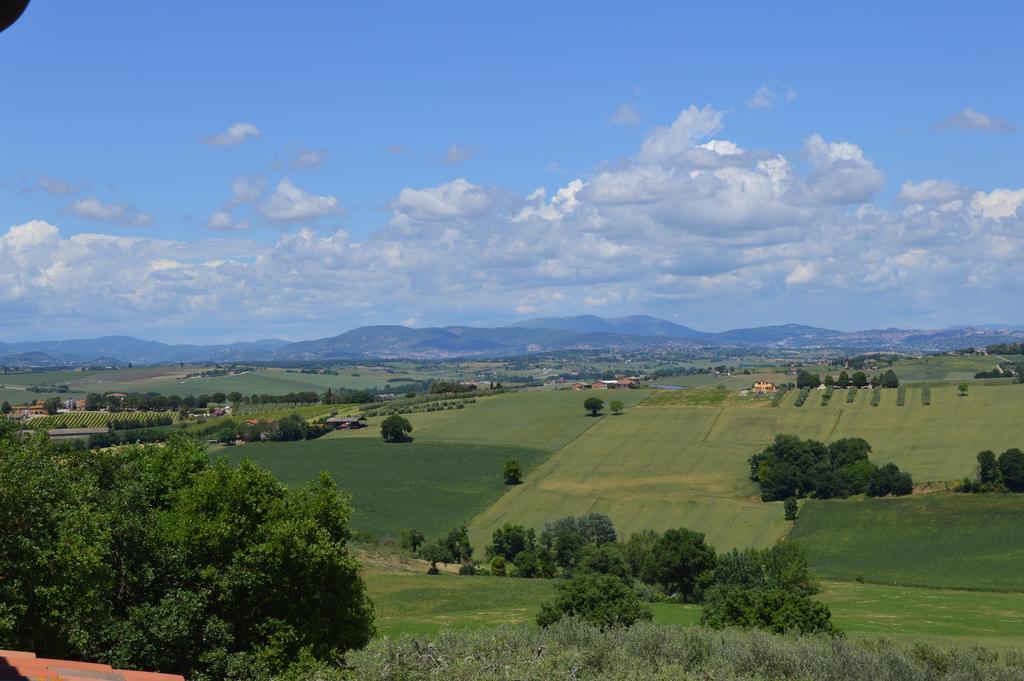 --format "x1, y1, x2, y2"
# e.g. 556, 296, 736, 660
202, 122, 262, 146
61, 197, 154, 227
608, 103, 640, 126
804, 134, 885, 203
9, 103, 1024, 336
206, 210, 250, 231
445, 143, 474, 165
227, 175, 266, 207
259, 178, 342, 222
639, 105, 724, 163
392, 178, 495, 221
934, 107, 1015, 133
897, 179, 970, 204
